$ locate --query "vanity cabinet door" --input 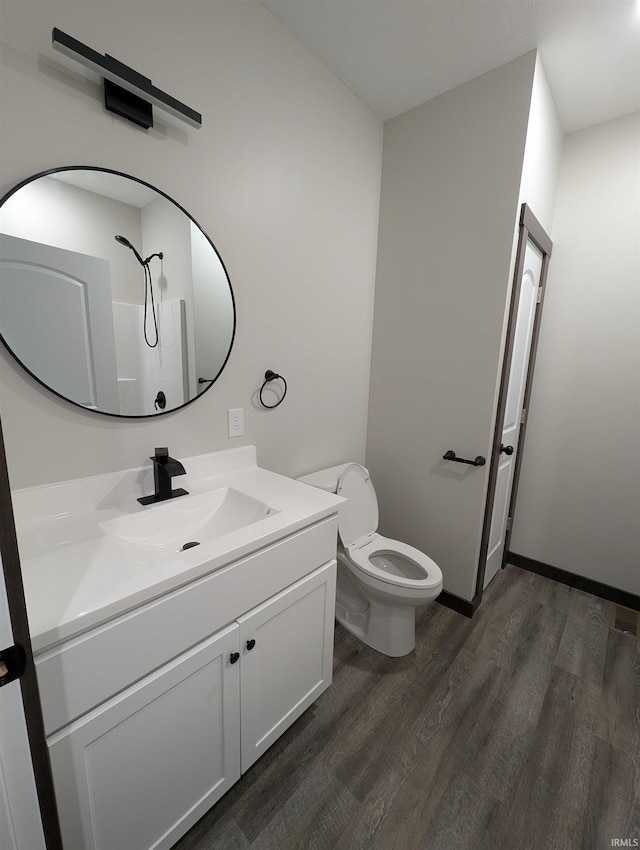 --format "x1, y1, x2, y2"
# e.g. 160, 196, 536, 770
47, 623, 241, 850
238, 560, 336, 772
